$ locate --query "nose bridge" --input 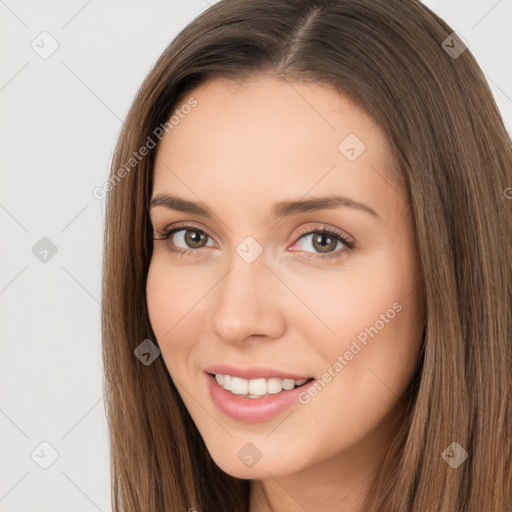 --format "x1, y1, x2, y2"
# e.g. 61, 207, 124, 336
209, 242, 284, 343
